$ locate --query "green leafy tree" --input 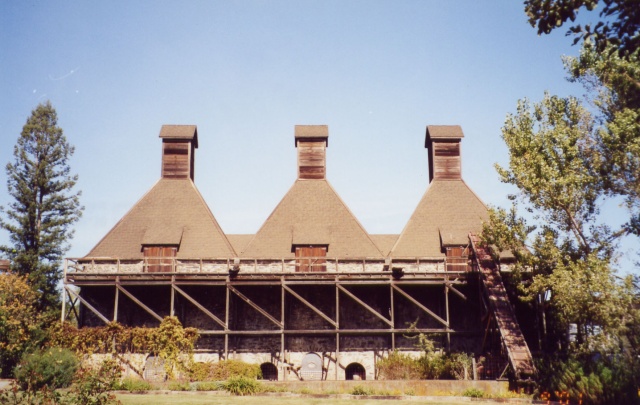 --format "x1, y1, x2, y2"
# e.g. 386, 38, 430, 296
0, 101, 83, 313
525, 0, 640, 55
0, 273, 44, 377
485, 93, 640, 404
564, 44, 640, 236
487, 93, 635, 352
